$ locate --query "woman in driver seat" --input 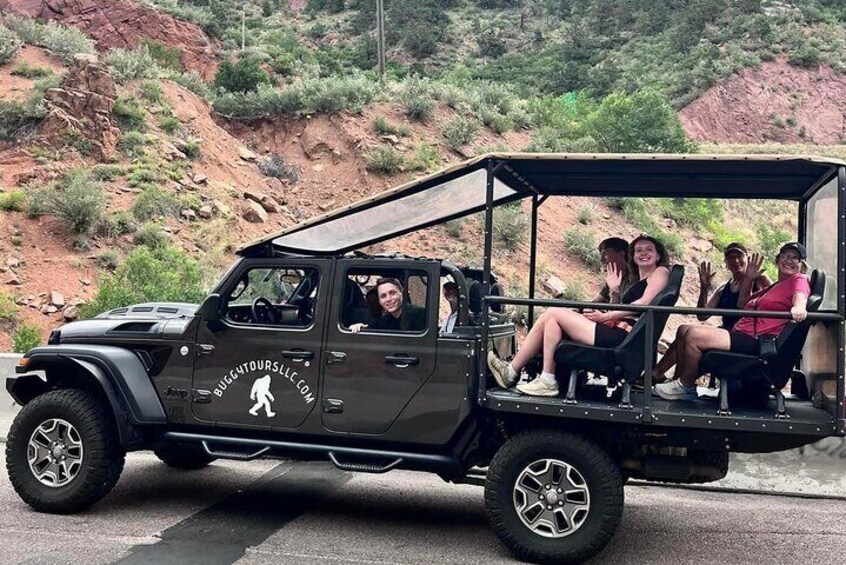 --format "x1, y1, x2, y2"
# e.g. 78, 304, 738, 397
350, 278, 426, 332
